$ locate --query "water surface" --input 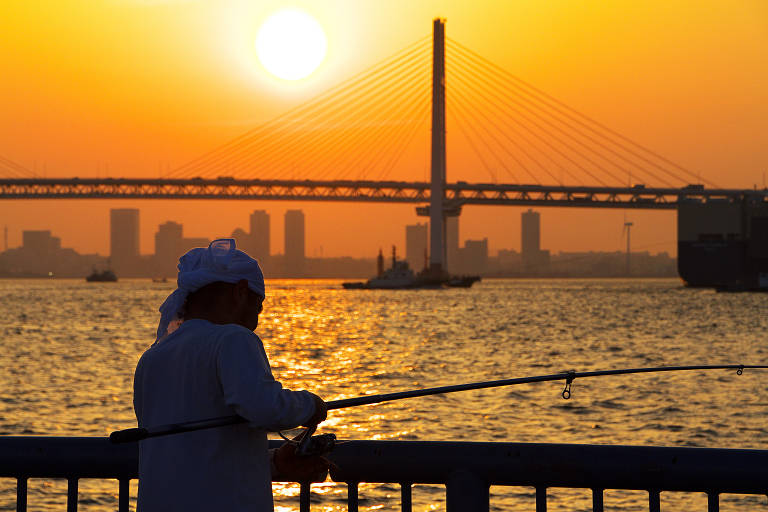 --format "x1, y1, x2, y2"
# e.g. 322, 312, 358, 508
1, 278, 767, 511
